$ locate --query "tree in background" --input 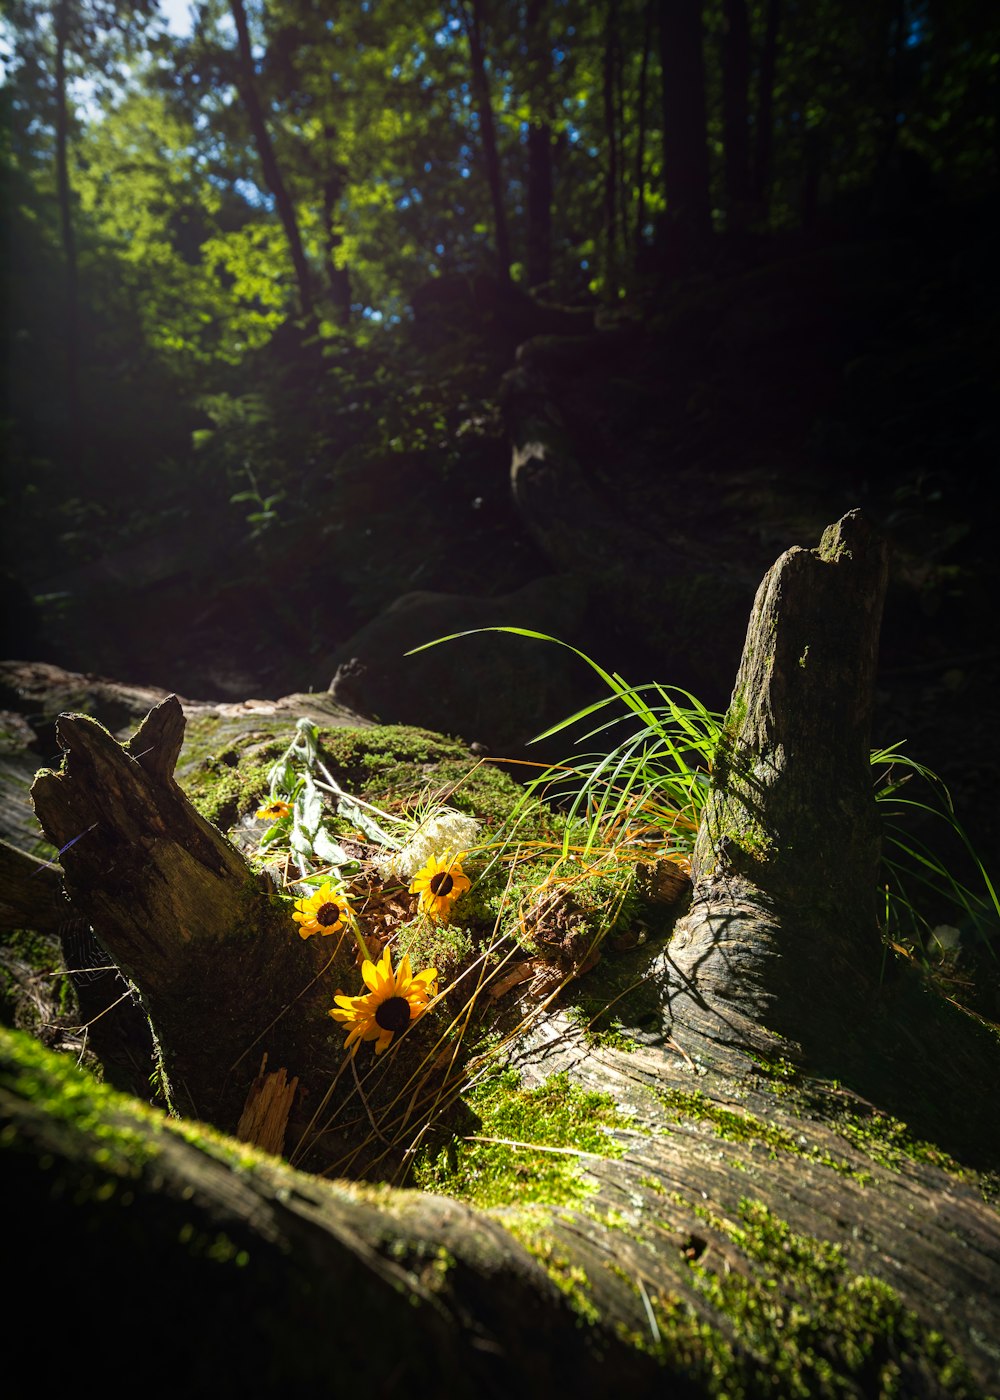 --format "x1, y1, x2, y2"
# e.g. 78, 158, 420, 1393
657, 0, 711, 263
4, 0, 157, 473
3, 0, 999, 591
226, 0, 313, 318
